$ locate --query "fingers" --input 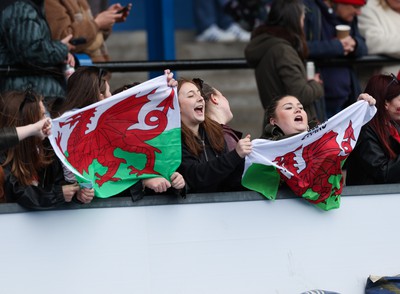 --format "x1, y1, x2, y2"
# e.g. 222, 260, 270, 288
67, 53, 75, 67
236, 134, 252, 158
339, 36, 356, 55
170, 172, 185, 190
61, 34, 73, 44
61, 34, 75, 51
77, 188, 95, 204
357, 93, 376, 106
33, 117, 52, 139
95, 10, 121, 30
165, 69, 177, 87
143, 177, 171, 193
63, 183, 79, 202
41, 118, 52, 137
